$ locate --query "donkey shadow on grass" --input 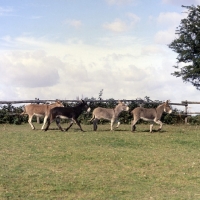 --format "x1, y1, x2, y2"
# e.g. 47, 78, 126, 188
136, 129, 167, 133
